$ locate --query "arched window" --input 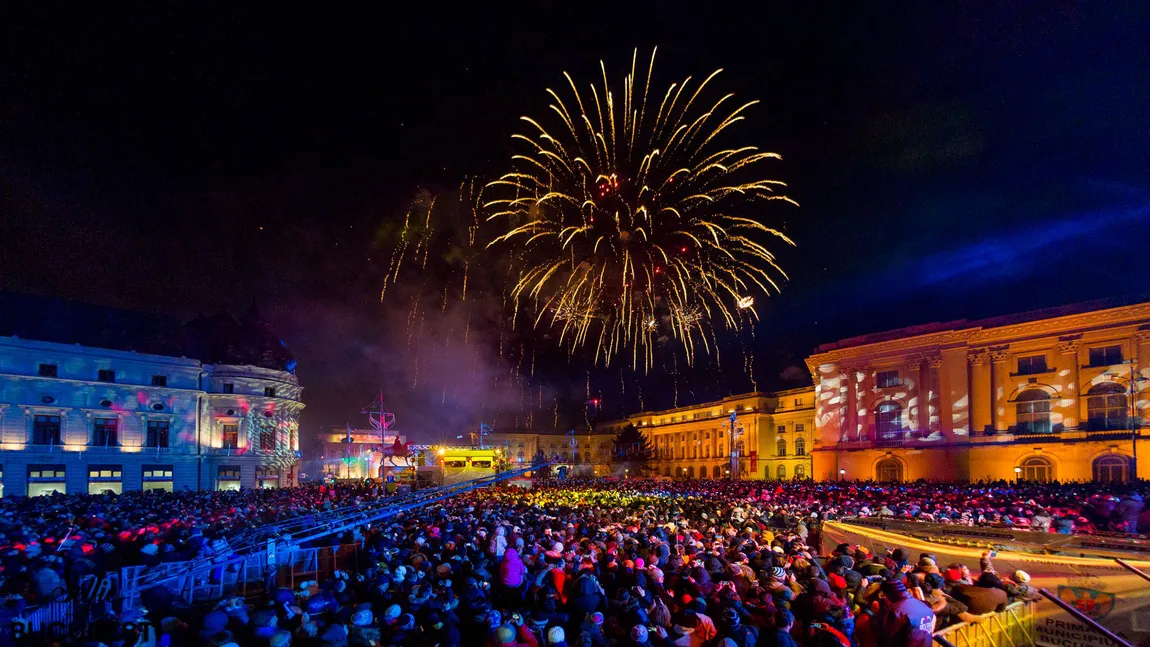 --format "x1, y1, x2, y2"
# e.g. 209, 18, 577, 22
736, 440, 745, 456
698, 468, 707, 479
876, 459, 903, 482
1020, 456, 1053, 482
777, 438, 787, 456
664, 466, 672, 477
876, 403, 903, 438
517, 451, 525, 462
795, 437, 806, 456
687, 466, 695, 478
713, 465, 722, 478
1093, 455, 1129, 483
1016, 389, 1052, 434
1087, 383, 1128, 431
795, 464, 806, 479
777, 464, 786, 480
